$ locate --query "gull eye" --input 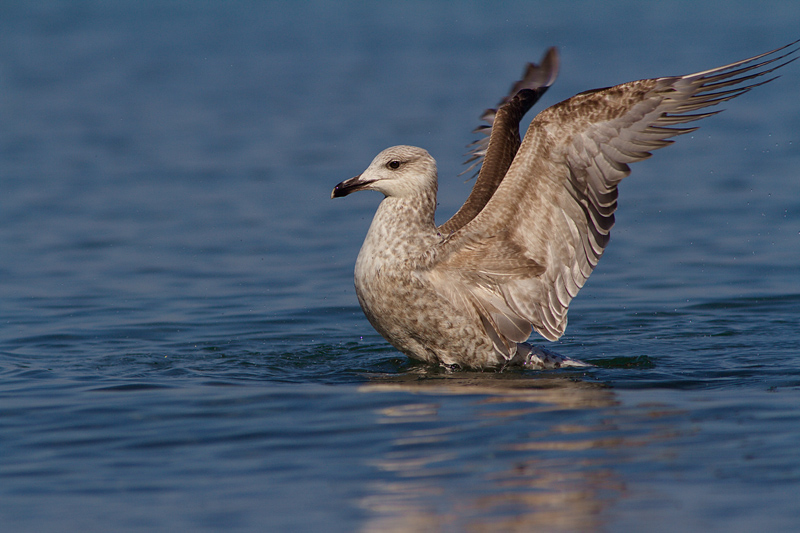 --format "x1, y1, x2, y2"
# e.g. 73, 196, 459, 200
387, 160, 401, 170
